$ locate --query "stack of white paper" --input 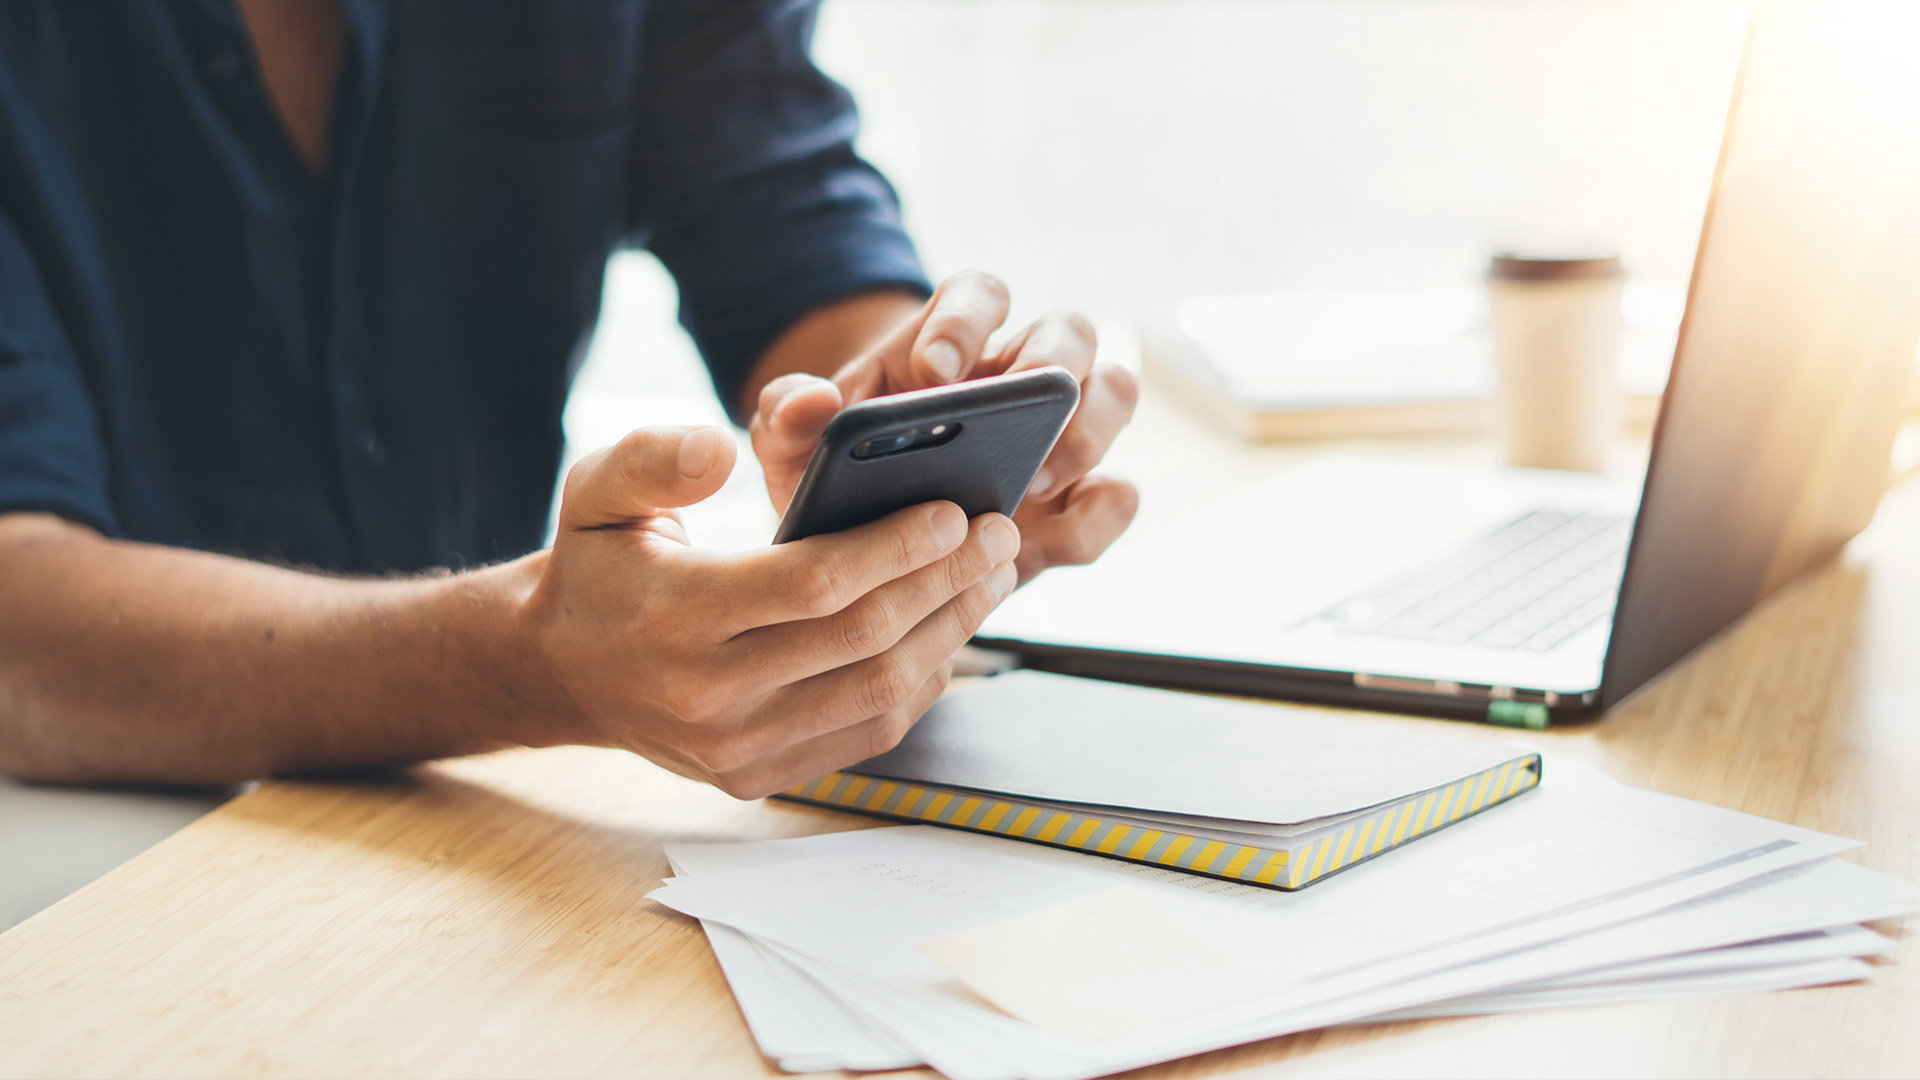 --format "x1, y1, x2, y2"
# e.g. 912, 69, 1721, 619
652, 759, 1911, 1080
